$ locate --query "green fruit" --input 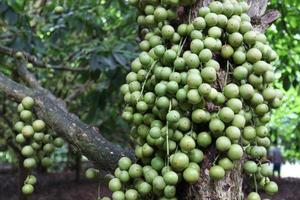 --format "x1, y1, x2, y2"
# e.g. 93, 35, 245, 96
151, 156, 164, 171
209, 118, 225, 133
22, 184, 34, 195
154, 7, 167, 22
20, 110, 33, 122
101, 197, 111, 200
239, 84, 254, 99
260, 163, 272, 177
180, 135, 196, 152
109, 178, 122, 192
137, 181, 151, 195
112, 191, 125, 200
188, 149, 204, 163
170, 152, 189, 172
25, 175, 37, 185
142, 143, 154, 157
226, 18, 240, 33
153, 176, 166, 190
43, 143, 55, 153
190, 39, 204, 54
232, 114, 246, 128
216, 136, 231, 152
21, 145, 34, 157
247, 48, 262, 63
187, 89, 202, 105
21, 97, 34, 110
205, 13, 218, 27
243, 126, 256, 140
15, 51, 24, 59
166, 110, 180, 123
221, 45, 234, 58
198, 7, 210, 17
199, 48, 212, 62
201, 67, 216, 83
243, 161, 258, 174
183, 167, 200, 184
244, 31, 257, 45
223, 83, 239, 98
53, 137, 64, 147
218, 157, 234, 171
163, 171, 178, 185
219, 107, 234, 123
119, 170, 130, 183
54, 6, 64, 14
247, 192, 261, 200
264, 181, 278, 195
16, 134, 26, 143
192, 109, 210, 123
226, 98, 242, 113
187, 73, 202, 88
14, 121, 24, 132
185, 53, 200, 68
233, 51, 246, 65
23, 158, 36, 169
193, 17, 206, 30
197, 132, 212, 148
225, 126, 241, 140
17, 103, 24, 112
209, 1, 223, 14
118, 157, 132, 171
227, 144, 243, 160
164, 185, 176, 198
256, 126, 269, 137
22, 125, 34, 138
32, 120, 46, 132
228, 32, 243, 47
162, 25, 175, 39
85, 168, 98, 179
125, 189, 138, 200
41, 157, 52, 167
209, 165, 225, 180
